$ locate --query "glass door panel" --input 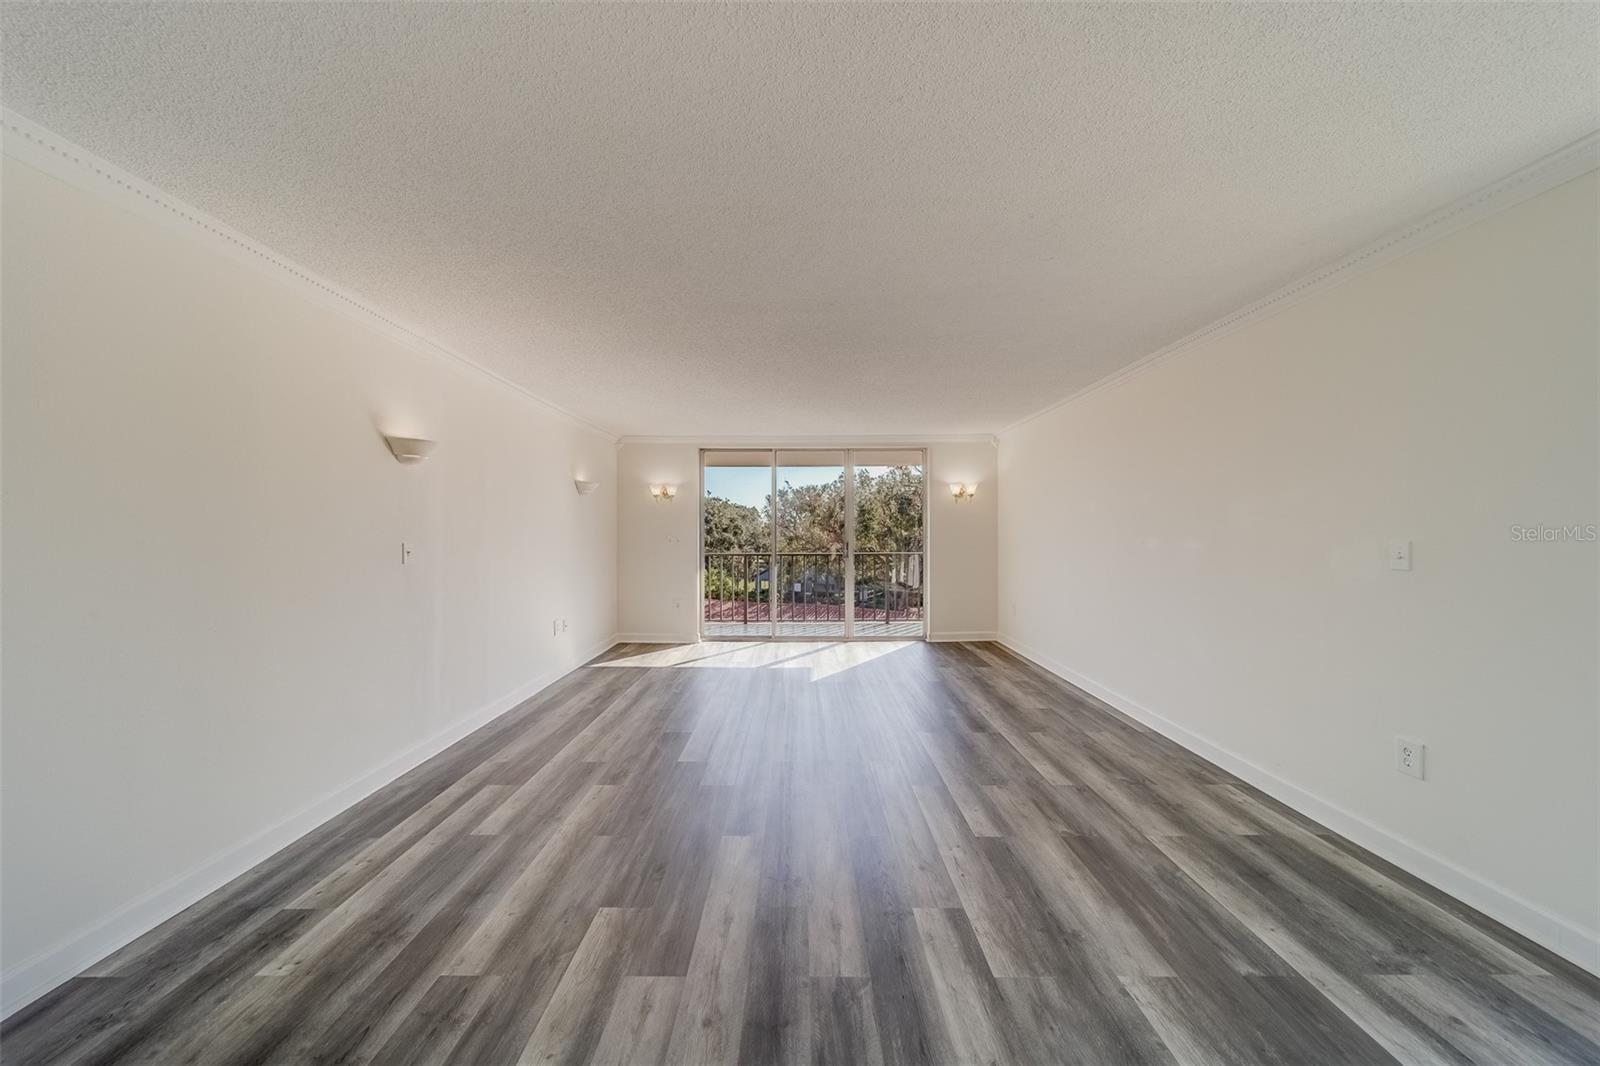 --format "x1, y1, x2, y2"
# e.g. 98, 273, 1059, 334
700, 447, 926, 641
775, 450, 846, 637
702, 449, 774, 637
851, 450, 925, 637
